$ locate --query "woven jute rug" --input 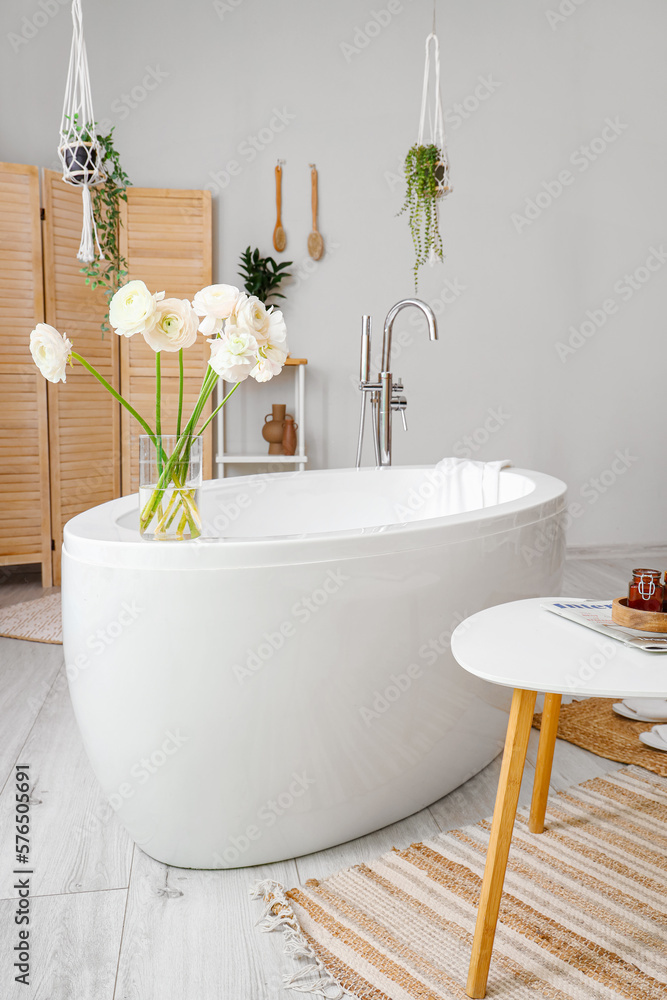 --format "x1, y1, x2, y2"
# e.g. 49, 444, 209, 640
0, 592, 62, 644
533, 697, 667, 778
254, 766, 667, 999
